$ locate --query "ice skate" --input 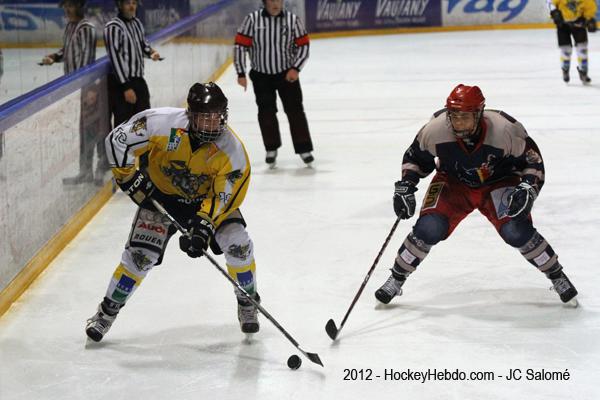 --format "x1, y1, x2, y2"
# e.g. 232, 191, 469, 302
562, 68, 570, 83
299, 152, 314, 166
375, 274, 404, 304
577, 67, 591, 84
85, 304, 118, 342
237, 292, 260, 333
549, 271, 578, 306
265, 150, 277, 169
